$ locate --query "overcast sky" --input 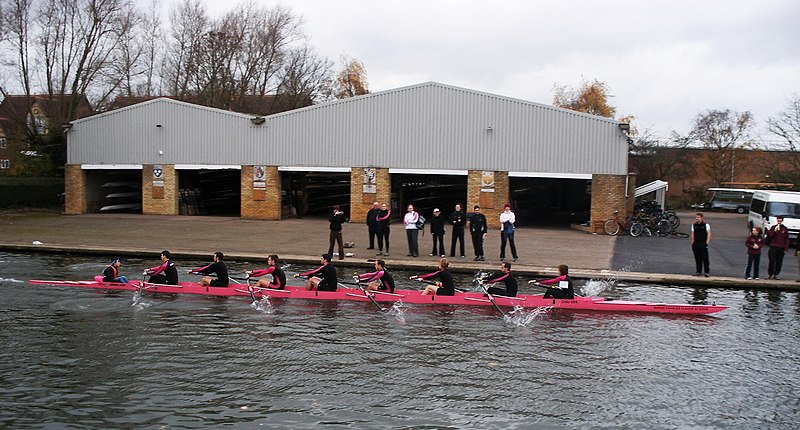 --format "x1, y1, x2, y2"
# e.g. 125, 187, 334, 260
201, 0, 799, 144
